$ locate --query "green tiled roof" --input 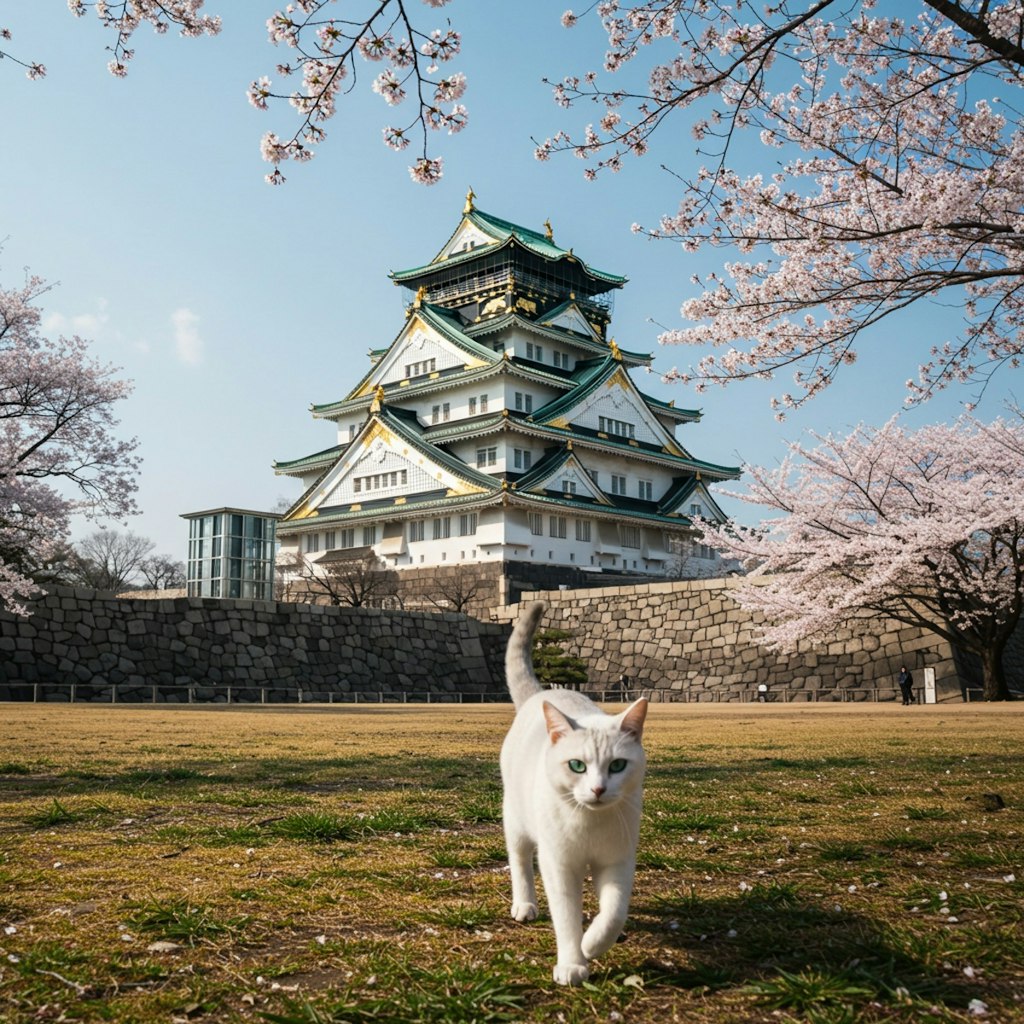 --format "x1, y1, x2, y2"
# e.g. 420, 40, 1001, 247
272, 443, 346, 474
390, 207, 627, 287
658, 477, 729, 522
